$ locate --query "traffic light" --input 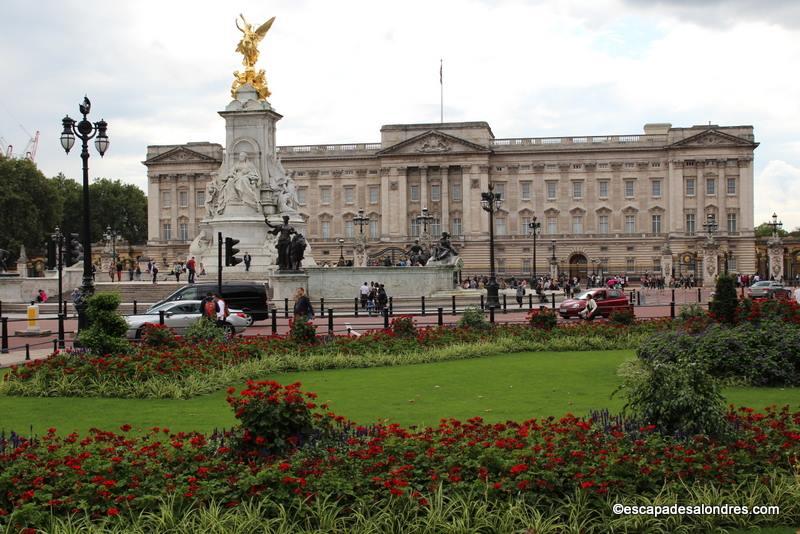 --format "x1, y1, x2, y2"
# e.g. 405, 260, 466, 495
225, 237, 242, 266
67, 233, 83, 266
